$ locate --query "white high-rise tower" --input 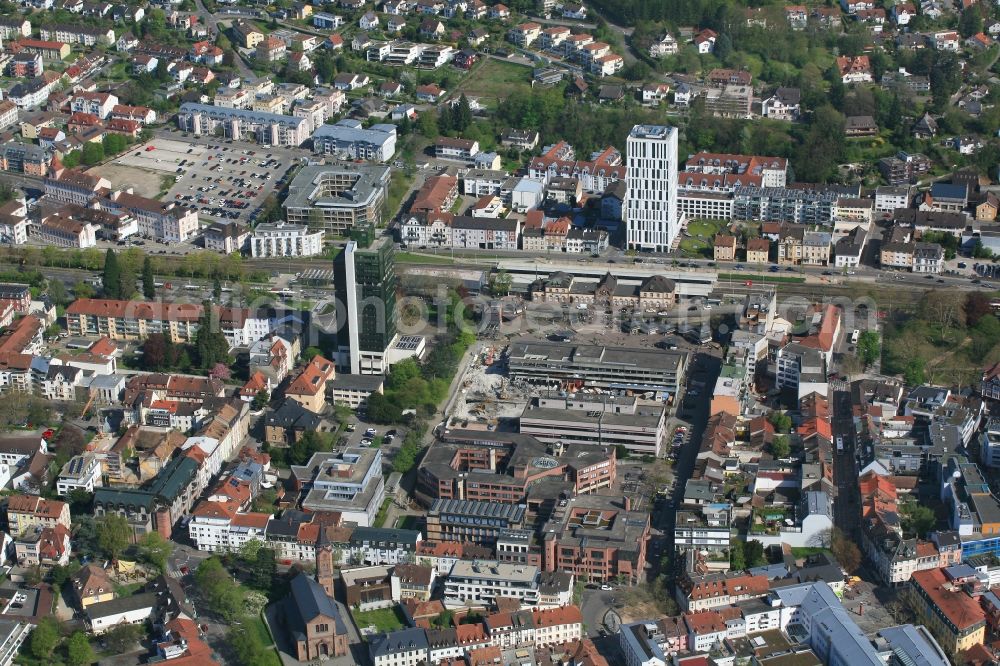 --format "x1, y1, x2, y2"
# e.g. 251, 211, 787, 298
626, 125, 680, 252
